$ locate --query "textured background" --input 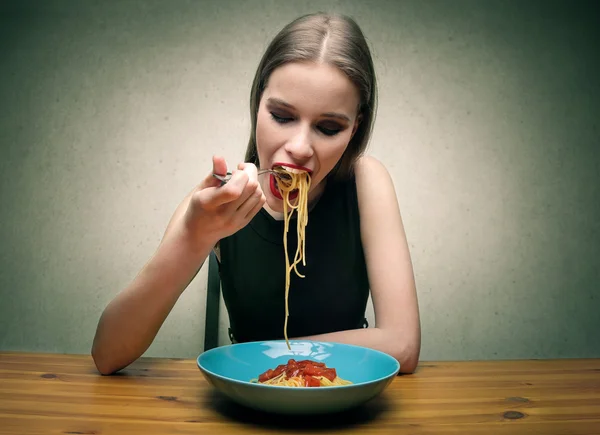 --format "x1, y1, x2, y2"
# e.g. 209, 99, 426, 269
1, 0, 599, 361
